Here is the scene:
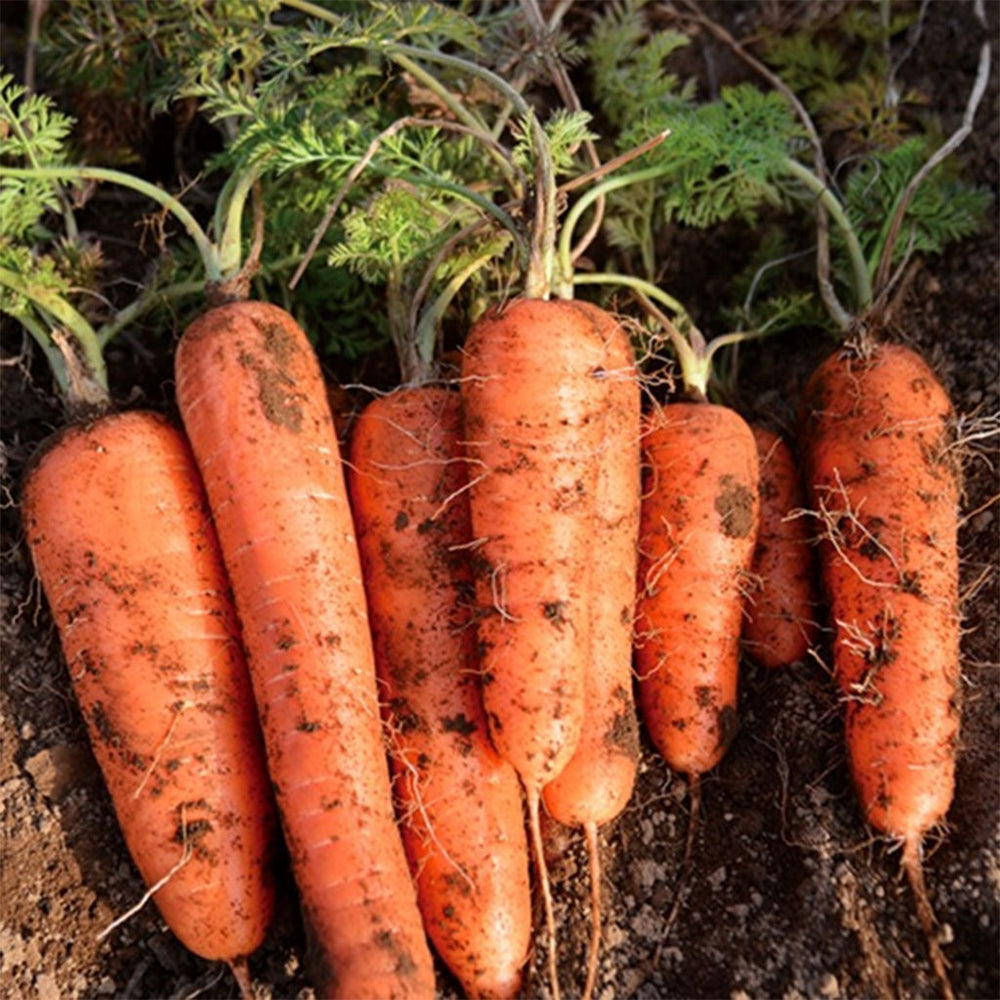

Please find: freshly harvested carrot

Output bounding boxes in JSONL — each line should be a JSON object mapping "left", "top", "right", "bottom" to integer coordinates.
{"left": 22, "top": 412, "right": 276, "bottom": 976}
{"left": 743, "top": 426, "right": 821, "bottom": 668}
{"left": 174, "top": 301, "right": 434, "bottom": 1000}
{"left": 461, "top": 296, "right": 616, "bottom": 999}
{"left": 541, "top": 301, "right": 641, "bottom": 1000}
{"left": 633, "top": 401, "right": 759, "bottom": 946}
{"left": 635, "top": 402, "right": 759, "bottom": 778}
{"left": 800, "top": 341, "right": 960, "bottom": 998}
{"left": 347, "top": 387, "right": 532, "bottom": 1000}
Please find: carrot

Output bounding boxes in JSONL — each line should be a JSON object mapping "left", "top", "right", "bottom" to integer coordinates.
{"left": 461, "top": 296, "right": 617, "bottom": 999}
{"left": 21, "top": 411, "right": 276, "bottom": 978}
{"left": 540, "top": 301, "right": 641, "bottom": 1000}
{"left": 347, "top": 386, "right": 532, "bottom": 999}
{"left": 800, "top": 341, "right": 960, "bottom": 998}
{"left": 634, "top": 401, "right": 759, "bottom": 945}
{"left": 174, "top": 300, "right": 435, "bottom": 999}
{"left": 742, "top": 426, "right": 821, "bottom": 668}
{"left": 636, "top": 402, "right": 759, "bottom": 777}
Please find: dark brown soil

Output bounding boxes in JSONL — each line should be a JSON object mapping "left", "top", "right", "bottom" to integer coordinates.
{"left": 2, "top": 2, "right": 997, "bottom": 999}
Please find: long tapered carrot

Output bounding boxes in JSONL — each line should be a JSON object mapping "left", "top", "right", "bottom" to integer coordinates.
{"left": 22, "top": 412, "right": 276, "bottom": 968}
{"left": 348, "top": 387, "right": 532, "bottom": 1000}
{"left": 636, "top": 402, "right": 760, "bottom": 778}
{"left": 541, "top": 301, "right": 641, "bottom": 1000}
{"left": 800, "top": 341, "right": 960, "bottom": 998}
{"left": 743, "top": 426, "right": 821, "bottom": 668}
{"left": 174, "top": 300, "right": 434, "bottom": 999}
{"left": 461, "top": 296, "right": 616, "bottom": 999}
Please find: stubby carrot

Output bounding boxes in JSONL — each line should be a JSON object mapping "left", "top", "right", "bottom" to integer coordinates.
{"left": 635, "top": 402, "right": 760, "bottom": 779}
{"left": 743, "top": 426, "right": 821, "bottom": 668}
{"left": 461, "top": 297, "right": 615, "bottom": 999}
{"left": 348, "top": 387, "right": 532, "bottom": 1000}
{"left": 22, "top": 412, "right": 276, "bottom": 981}
{"left": 174, "top": 301, "right": 434, "bottom": 999}
{"left": 800, "top": 341, "right": 960, "bottom": 998}
{"left": 634, "top": 400, "right": 759, "bottom": 944}
{"left": 541, "top": 301, "right": 641, "bottom": 1000}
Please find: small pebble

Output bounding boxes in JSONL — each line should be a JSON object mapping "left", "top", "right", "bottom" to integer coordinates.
{"left": 21, "top": 721, "right": 35, "bottom": 740}
{"left": 96, "top": 976, "right": 116, "bottom": 996}
{"left": 970, "top": 509, "right": 994, "bottom": 533}
{"left": 35, "top": 973, "right": 59, "bottom": 1000}
{"left": 819, "top": 972, "right": 839, "bottom": 997}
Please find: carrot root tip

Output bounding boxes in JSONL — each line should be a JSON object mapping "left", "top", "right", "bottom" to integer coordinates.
{"left": 528, "top": 788, "right": 561, "bottom": 1000}
{"left": 902, "top": 835, "right": 954, "bottom": 1000}
{"left": 582, "top": 821, "right": 601, "bottom": 1000}
{"left": 228, "top": 956, "right": 254, "bottom": 1000}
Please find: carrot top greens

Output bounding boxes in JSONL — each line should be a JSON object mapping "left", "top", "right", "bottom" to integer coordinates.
{"left": 3, "top": 0, "right": 991, "bottom": 391}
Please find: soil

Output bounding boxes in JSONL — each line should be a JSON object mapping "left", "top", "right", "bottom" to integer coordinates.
{"left": 1, "top": 3, "right": 997, "bottom": 999}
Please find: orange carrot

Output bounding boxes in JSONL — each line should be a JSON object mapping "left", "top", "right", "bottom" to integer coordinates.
{"left": 800, "top": 341, "right": 960, "bottom": 998}
{"left": 541, "top": 301, "right": 641, "bottom": 1000}
{"left": 174, "top": 301, "right": 434, "bottom": 999}
{"left": 348, "top": 386, "right": 532, "bottom": 999}
{"left": 743, "top": 426, "right": 821, "bottom": 668}
{"left": 22, "top": 412, "right": 276, "bottom": 975}
{"left": 635, "top": 402, "right": 759, "bottom": 779}
{"left": 633, "top": 400, "right": 759, "bottom": 946}
{"left": 461, "top": 297, "right": 617, "bottom": 999}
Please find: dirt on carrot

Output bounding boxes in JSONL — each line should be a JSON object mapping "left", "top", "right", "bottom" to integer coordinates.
{"left": 1, "top": 3, "right": 996, "bottom": 997}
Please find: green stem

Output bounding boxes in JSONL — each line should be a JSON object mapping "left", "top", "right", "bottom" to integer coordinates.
{"left": 780, "top": 156, "right": 872, "bottom": 309}
{"left": 389, "top": 51, "right": 521, "bottom": 194}
{"left": 704, "top": 327, "right": 774, "bottom": 370}
{"left": 96, "top": 280, "right": 204, "bottom": 348}
{"left": 415, "top": 246, "right": 497, "bottom": 376}
{"left": 390, "top": 171, "right": 527, "bottom": 266}
{"left": 558, "top": 165, "right": 672, "bottom": 295}
{"left": 0, "top": 266, "right": 109, "bottom": 401}
{"left": 280, "top": 0, "right": 343, "bottom": 24}
{"left": 218, "top": 165, "right": 264, "bottom": 277}
{"left": 386, "top": 43, "right": 556, "bottom": 297}
{"left": 572, "top": 271, "right": 692, "bottom": 325}
{"left": 0, "top": 165, "right": 220, "bottom": 282}
{"left": 16, "top": 309, "right": 70, "bottom": 394}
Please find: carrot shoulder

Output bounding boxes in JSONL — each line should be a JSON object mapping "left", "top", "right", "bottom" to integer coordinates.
{"left": 348, "top": 387, "right": 532, "bottom": 1000}
{"left": 635, "top": 403, "right": 759, "bottom": 778}
{"left": 174, "top": 301, "right": 434, "bottom": 999}
{"left": 22, "top": 411, "right": 276, "bottom": 963}
{"left": 743, "top": 426, "right": 821, "bottom": 669}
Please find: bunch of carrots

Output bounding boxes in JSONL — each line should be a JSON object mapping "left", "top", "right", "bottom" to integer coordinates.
{"left": 11, "top": 22, "right": 976, "bottom": 1000}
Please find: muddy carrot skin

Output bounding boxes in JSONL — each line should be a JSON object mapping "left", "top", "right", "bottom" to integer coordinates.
{"left": 175, "top": 301, "right": 434, "bottom": 999}
{"left": 540, "top": 302, "right": 641, "bottom": 1000}
{"left": 22, "top": 411, "right": 276, "bottom": 963}
{"left": 542, "top": 302, "right": 641, "bottom": 828}
{"left": 348, "top": 387, "right": 532, "bottom": 1000}
{"left": 461, "top": 297, "right": 616, "bottom": 998}
{"left": 635, "top": 403, "right": 760, "bottom": 778}
{"left": 743, "top": 426, "right": 821, "bottom": 668}
{"left": 801, "top": 342, "right": 961, "bottom": 998}
{"left": 800, "top": 343, "right": 960, "bottom": 841}
{"left": 460, "top": 298, "right": 613, "bottom": 791}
